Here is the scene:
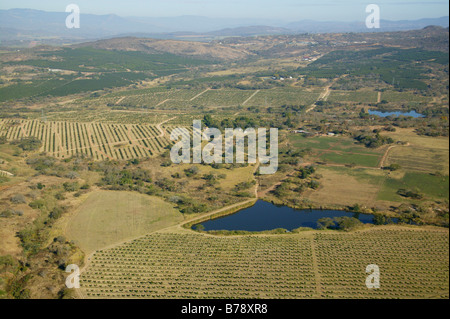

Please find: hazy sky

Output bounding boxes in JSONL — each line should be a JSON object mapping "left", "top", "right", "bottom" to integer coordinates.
{"left": 0, "top": 0, "right": 448, "bottom": 21}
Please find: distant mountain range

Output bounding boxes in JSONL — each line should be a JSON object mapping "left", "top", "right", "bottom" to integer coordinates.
{"left": 0, "top": 8, "right": 448, "bottom": 46}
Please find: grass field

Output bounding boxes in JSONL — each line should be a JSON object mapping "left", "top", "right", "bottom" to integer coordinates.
{"left": 320, "top": 152, "right": 381, "bottom": 168}
{"left": 289, "top": 135, "right": 384, "bottom": 168}
{"left": 382, "top": 128, "right": 449, "bottom": 151}
{"left": 380, "top": 129, "right": 449, "bottom": 175}
{"left": 79, "top": 227, "right": 449, "bottom": 299}
{"left": 378, "top": 172, "right": 449, "bottom": 202}
{"left": 66, "top": 191, "right": 183, "bottom": 254}
{"left": 305, "top": 166, "right": 387, "bottom": 208}
{"left": 386, "top": 146, "right": 449, "bottom": 175}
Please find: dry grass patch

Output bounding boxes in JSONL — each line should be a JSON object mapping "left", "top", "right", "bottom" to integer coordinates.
{"left": 382, "top": 128, "right": 449, "bottom": 150}
{"left": 305, "top": 166, "right": 388, "bottom": 209}
{"left": 66, "top": 190, "right": 183, "bottom": 254}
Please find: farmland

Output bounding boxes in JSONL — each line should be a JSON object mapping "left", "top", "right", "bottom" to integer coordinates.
{"left": 382, "top": 128, "right": 450, "bottom": 175}
{"left": 0, "top": 47, "right": 213, "bottom": 102}
{"left": 0, "top": 28, "right": 448, "bottom": 301}
{"left": 328, "top": 90, "right": 379, "bottom": 104}
{"left": 0, "top": 119, "right": 171, "bottom": 160}
{"left": 79, "top": 227, "right": 449, "bottom": 299}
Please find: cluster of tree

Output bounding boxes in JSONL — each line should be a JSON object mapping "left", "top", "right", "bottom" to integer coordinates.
{"left": 169, "top": 195, "right": 208, "bottom": 214}
{"left": 317, "top": 216, "right": 363, "bottom": 231}
{"left": 273, "top": 178, "right": 320, "bottom": 198}
{"left": 0, "top": 209, "right": 24, "bottom": 218}
{"left": 415, "top": 122, "right": 449, "bottom": 137}
{"left": 155, "top": 178, "right": 180, "bottom": 192}
{"left": 372, "top": 214, "right": 395, "bottom": 225}
{"left": 383, "top": 164, "right": 401, "bottom": 171}
{"left": 302, "top": 76, "right": 323, "bottom": 87}
{"left": 184, "top": 166, "right": 199, "bottom": 177}
{"left": 354, "top": 132, "right": 394, "bottom": 148}
{"left": 12, "top": 137, "right": 42, "bottom": 151}
{"left": 200, "top": 173, "right": 226, "bottom": 188}
{"left": 203, "top": 115, "right": 267, "bottom": 130}
{"left": 10, "top": 194, "right": 27, "bottom": 204}
{"left": 26, "top": 157, "right": 56, "bottom": 172}
{"left": 298, "top": 166, "right": 316, "bottom": 179}
{"left": 102, "top": 168, "right": 152, "bottom": 187}
{"left": 233, "top": 180, "right": 256, "bottom": 197}
{"left": 397, "top": 189, "right": 423, "bottom": 199}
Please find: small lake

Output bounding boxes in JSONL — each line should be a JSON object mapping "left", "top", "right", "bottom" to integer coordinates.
{"left": 194, "top": 200, "right": 382, "bottom": 232}
{"left": 368, "top": 109, "right": 424, "bottom": 118}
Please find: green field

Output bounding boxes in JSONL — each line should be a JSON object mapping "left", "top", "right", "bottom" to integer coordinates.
{"left": 66, "top": 191, "right": 183, "bottom": 253}
{"left": 320, "top": 152, "right": 381, "bottom": 168}
{"left": 8, "top": 47, "right": 210, "bottom": 73}
{"left": 290, "top": 135, "right": 383, "bottom": 167}
{"left": 378, "top": 172, "right": 449, "bottom": 202}
{"left": 304, "top": 47, "right": 448, "bottom": 90}
{"left": 0, "top": 48, "right": 212, "bottom": 102}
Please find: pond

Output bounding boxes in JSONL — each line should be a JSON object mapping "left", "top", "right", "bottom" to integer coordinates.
{"left": 368, "top": 109, "right": 424, "bottom": 118}
{"left": 193, "top": 200, "right": 385, "bottom": 232}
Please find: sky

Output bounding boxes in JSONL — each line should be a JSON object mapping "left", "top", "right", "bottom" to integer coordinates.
{"left": 0, "top": 0, "right": 448, "bottom": 21}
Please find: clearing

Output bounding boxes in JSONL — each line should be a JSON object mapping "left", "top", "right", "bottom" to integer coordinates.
{"left": 65, "top": 190, "right": 183, "bottom": 254}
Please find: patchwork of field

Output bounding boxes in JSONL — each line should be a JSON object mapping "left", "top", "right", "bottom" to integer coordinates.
{"left": 44, "top": 109, "right": 181, "bottom": 125}
{"left": 0, "top": 119, "right": 171, "bottom": 160}
{"left": 68, "top": 87, "right": 324, "bottom": 110}
{"left": 111, "top": 88, "right": 207, "bottom": 108}
{"left": 66, "top": 191, "right": 183, "bottom": 254}
{"left": 79, "top": 228, "right": 449, "bottom": 299}
{"left": 305, "top": 164, "right": 448, "bottom": 207}
{"left": 289, "top": 131, "right": 449, "bottom": 205}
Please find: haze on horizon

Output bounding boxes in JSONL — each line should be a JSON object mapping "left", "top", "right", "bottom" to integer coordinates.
{"left": 0, "top": 0, "right": 448, "bottom": 22}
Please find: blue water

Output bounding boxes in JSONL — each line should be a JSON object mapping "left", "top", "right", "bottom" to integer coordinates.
{"left": 194, "top": 200, "right": 381, "bottom": 232}
{"left": 368, "top": 109, "right": 424, "bottom": 118}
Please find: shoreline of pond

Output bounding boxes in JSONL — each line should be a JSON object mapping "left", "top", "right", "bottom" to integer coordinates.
{"left": 185, "top": 199, "right": 403, "bottom": 235}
